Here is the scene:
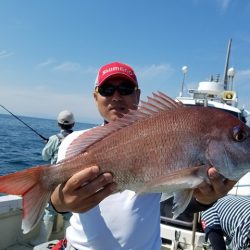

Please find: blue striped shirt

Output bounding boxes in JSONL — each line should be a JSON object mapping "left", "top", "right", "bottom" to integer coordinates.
{"left": 201, "top": 195, "right": 250, "bottom": 250}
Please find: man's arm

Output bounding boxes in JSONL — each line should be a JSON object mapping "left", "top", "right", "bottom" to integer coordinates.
{"left": 42, "top": 136, "right": 57, "bottom": 161}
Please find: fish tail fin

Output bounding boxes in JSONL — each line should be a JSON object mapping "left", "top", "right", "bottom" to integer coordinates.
{"left": 0, "top": 165, "right": 52, "bottom": 234}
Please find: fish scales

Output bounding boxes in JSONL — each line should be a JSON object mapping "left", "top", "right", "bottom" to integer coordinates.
{"left": 47, "top": 107, "right": 234, "bottom": 190}
{"left": 45, "top": 106, "right": 243, "bottom": 190}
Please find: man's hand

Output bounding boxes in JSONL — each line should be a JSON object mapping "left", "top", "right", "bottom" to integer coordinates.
{"left": 193, "top": 167, "right": 236, "bottom": 205}
{"left": 50, "top": 166, "right": 117, "bottom": 213}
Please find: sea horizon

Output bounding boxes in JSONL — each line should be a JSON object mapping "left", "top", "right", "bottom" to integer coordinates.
{"left": 0, "top": 113, "right": 96, "bottom": 175}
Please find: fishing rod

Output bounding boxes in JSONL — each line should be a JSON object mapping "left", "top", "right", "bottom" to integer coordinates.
{"left": 0, "top": 104, "right": 48, "bottom": 142}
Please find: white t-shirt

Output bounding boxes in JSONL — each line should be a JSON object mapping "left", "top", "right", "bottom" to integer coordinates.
{"left": 57, "top": 130, "right": 162, "bottom": 250}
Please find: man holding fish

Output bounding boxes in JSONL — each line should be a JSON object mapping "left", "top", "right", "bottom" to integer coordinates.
{"left": 49, "top": 62, "right": 240, "bottom": 250}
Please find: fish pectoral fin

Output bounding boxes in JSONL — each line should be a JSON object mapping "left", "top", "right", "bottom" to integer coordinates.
{"left": 160, "top": 192, "right": 173, "bottom": 202}
{"left": 135, "top": 167, "right": 205, "bottom": 217}
{"left": 136, "top": 166, "right": 206, "bottom": 194}
{"left": 172, "top": 189, "right": 193, "bottom": 218}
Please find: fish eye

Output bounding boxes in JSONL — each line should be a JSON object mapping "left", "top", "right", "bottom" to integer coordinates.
{"left": 232, "top": 126, "right": 247, "bottom": 142}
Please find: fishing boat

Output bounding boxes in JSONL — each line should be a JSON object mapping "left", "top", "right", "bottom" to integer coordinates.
{"left": 0, "top": 39, "right": 249, "bottom": 250}
{"left": 160, "top": 39, "right": 250, "bottom": 250}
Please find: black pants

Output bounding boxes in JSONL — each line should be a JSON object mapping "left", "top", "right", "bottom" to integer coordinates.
{"left": 207, "top": 229, "right": 226, "bottom": 250}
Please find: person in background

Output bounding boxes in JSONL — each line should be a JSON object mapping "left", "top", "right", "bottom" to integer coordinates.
{"left": 50, "top": 62, "right": 236, "bottom": 250}
{"left": 201, "top": 195, "right": 250, "bottom": 250}
{"left": 34, "top": 110, "right": 75, "bottom": 245}
{"left": 42, "top": 110, "right": 75, "bottom": 164}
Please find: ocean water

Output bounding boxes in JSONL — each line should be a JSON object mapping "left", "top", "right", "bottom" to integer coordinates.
{"left": 0, "top": 113, "right": 96, "bottom": 175}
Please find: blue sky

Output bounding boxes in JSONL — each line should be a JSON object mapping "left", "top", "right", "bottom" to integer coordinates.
{"left": 0, "top": 0, "right": 250, "bottom": 124}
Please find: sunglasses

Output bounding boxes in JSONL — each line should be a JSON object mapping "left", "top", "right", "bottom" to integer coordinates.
{"left": 96, "top": 82, "right": 138, "bottom": 97}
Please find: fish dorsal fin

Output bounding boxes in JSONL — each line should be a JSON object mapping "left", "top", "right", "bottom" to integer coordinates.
{"left": 65, "top": 91, "right": 183, "bottom": 159}
{"left": 139, "top": 91, "right": 183, "bottom": 115}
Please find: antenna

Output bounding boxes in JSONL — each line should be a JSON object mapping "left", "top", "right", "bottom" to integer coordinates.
{"left": 179, "top": 66, "right": 188, "bottom": 97}
{"left": 223, "top": 39, "right": 232, "bottom": 90}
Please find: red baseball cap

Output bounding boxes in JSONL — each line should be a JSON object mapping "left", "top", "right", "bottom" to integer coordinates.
{"left": 95, "top": 62, "right": 138, "bottom": 87}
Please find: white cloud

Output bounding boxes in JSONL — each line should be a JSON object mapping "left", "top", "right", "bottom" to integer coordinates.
{"left": 53, "top": 62, "right": 81, "bottom": 72}
{"left": 238, "top": 69, "right": 250, "bottom": 76}
{"left": 36, "top": 58, "right": 57, "bottom": 69}
{"left": 0, "top": 85, "right": 100, "bottom": 124}
{"left": 137, "top": 63, "right": 174, "bottom": 79}
{"left": 235, "top": 69, "right": 250, "bottom": 87}
{"left": 82, "top": 66, "right": 98, "bottom": 74}
{"left": 0, "top": 50, "right": 14, "bottom": 59}
{"left": 240, "top": 35, "right": 250, "bottom": 44}
{"left": 193, "top": 0, "right": 232, "bottom": 14}
{"left": 219, "top": 0, "right": 231, "bottom": 13}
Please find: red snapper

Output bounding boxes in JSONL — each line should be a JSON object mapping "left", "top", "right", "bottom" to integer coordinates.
{"left": 0, "top": 92, "right": 250, "bottom": 234}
